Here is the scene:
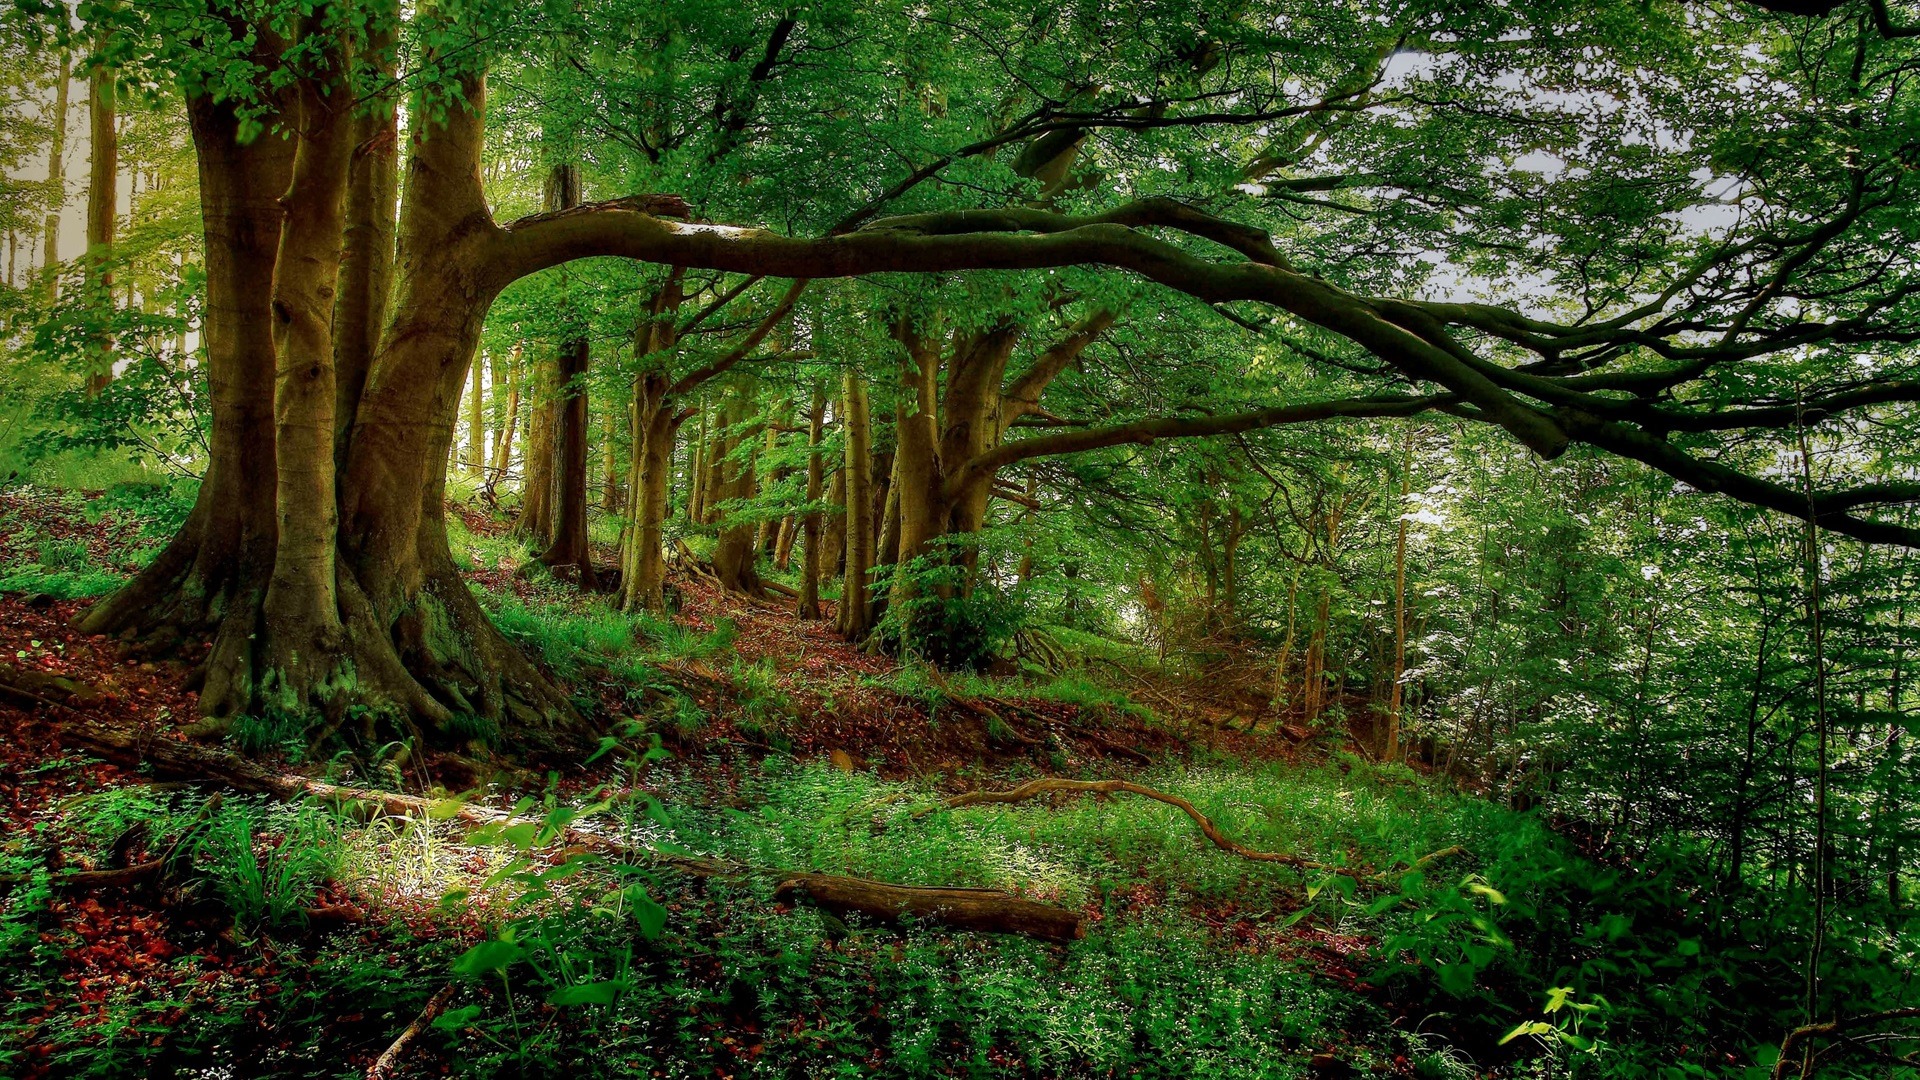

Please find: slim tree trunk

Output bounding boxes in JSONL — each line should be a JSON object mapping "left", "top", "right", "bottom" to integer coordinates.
{"left": 465, "top": 359, "right": 485, "bottom": 477}
{"left": 709, "top": 387, "right": 762, "bottom": 593}
{"left": 535, "top": 162, "right": 594, "bottom": 587}
{"left": 837, "top": 370, "right": 875, "bottom": 638}
{"left": 84, "top": 35, "right": 116, "bottom": 395}
{"left": 487, "top": 346, "right": 520, "bottom": 487}
{"left": 39, "top": 48, "right": 69, "bottom": 302}
{"left": 797, "top": 379, "right": 827, "bottom": 618}
{"left": 1386, "top": 426, "right": 1414, "bottom": 762}
{"left": 519, "top": 354, "right": 557, "bottom": 540}
{"left": 601, "top": 404, "right": 621, "bottom": 512}
{"left": 823, "top": 466, "right": 846, "bottom": 578}
{"left": 538, "top": 334, "right": 596, "bottom": 587}
{"left": 688, "top": 403, "right": 708, "bottom": 525}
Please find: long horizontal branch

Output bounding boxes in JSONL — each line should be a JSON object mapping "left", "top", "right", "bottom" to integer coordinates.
{"left": 489, "top": 200, "right": 1569, "bottom": 458}
{"left": 945, "top": 395, "right": 1447, "bottom": 499}
{"left": 487, "top": 196, "right": 1920, "bottom": 547}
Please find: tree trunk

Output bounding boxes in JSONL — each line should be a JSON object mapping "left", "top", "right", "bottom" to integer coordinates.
{"left": 797, "top": 379, "right": 827, "bottom": 619}
{"left": 39, "top": 47, "right": 68, "bottom": 302}
{"left": 76, "top": 78, "right": 293, "bottom": 717}
{"left": 823, "top": 465, "right": 846, "bottom": 579}
{"left": 86, "top": 58, "right": 577, "bottom": 743}
{"left": 333, "top": 24, "right": 398, "bottom": 463}
{"left": 709, "top": 388, "right": 762, "bottom": 594}
{"left": 465, "top": 359, "right": 485, "bottom": 477}
{"left": 754, "top": 423, "right": 782, "bottom": 556}
{"left": 1385, "top": 427, "right": 1413, "bottom": 762}
{"left": 601, "top": 405, "right": 621, "bottom": 513}
{"left": 486, "top": 347, "right": 519, "bottom": 487}
{"left": 620, "top": 376, "right": 677, "bottom": 611}
{"left": 619, "top": 276, "right": 684, "bottom": 612}
{"left": 687, "top": 404, "right": 708, "bottom": 525}
{"left": 837, "top": 370, "right": 875, "bottom": 638}
{"left": 538, "top": 333, "right": 596, "bottom": 588}
{"left": 534, "top": 162, "right": 594, "bottom": 587}
{"left": 84, "top": 36, "right": 116, "bottom": 395}
{"left": 518, "top": 358, "right": 557, "bottom": 542}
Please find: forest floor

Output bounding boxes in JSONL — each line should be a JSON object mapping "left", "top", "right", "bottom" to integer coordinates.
{"left": 0, "top": 485, "right": 1583, "bottom": 1080}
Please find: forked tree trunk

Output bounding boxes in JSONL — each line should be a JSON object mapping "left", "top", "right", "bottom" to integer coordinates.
{"left": 487, "top": 347, "right": 519, "bottom": 486}
{"left": 618, "top": 275, "right": 684, "bottom": 612}
{"left": 82, "top": 58, "right": 576, "bottom": 743}
{"left": 823, "top": 466, "right": 846, "bottom": 578}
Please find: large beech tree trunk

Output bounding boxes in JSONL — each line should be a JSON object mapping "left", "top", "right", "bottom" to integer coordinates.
{"left": 81, "top": 52, "right": 576, "bottom": 742}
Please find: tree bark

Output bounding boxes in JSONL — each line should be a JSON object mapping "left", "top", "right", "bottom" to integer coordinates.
{"left": 84, "top": 32, "right": 116, "bottom": 395}
{"left": 538, "top": 334, "right": 596, "bottom": 587}
{"left": 797, "top": 379, "right": 828, "bottom": 618}
{"left": 465, "top": 359, "right": 485, "bottom": 477}
{"left": 333, "top": 22, "right": 398, "bottom": 464}
{"left": 709, "top": 387, "right": 763, "bottom": 594}
{"left": 39, "top": 47, "right": 68, "bottom": 303}
{"left": 535, "top": 163, "right": 594, "bottom": 587}
{"left": 486, "top": 346, "right": 519, "bottom": 488}
{"left": 838, "top": 370, "right": 875, "bottom": 638}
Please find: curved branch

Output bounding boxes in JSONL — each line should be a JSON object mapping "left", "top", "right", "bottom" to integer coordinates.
{"left": 945, "top": 395, "right": 1448, "bottom": 499}
{"left": 488, "top": 202, "right": 1569, "bottom": 457}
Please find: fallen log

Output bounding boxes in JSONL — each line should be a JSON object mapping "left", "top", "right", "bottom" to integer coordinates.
{"left": 773, "top": 875, "right": 1083, "bottom": 942}
{"left": 62, "top": 718, "right": 1085, "bottom": 942}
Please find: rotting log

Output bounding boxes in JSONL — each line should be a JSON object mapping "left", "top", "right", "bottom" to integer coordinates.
{"left": 59, "top": 716, "right": 1085, "bottom": 941}
{"left": 772, "top": 874, "right": 1083, "bottom": 942}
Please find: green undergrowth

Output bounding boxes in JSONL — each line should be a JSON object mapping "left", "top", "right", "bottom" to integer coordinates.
{"left": 6, "top": 745, "right": 1907, "bottom": 1076}
{"left": 0, "top": 479, "right": 194, "bottom": 599}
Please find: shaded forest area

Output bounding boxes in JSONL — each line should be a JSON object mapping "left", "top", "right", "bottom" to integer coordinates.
{"left": 0, "top": 0, "right": 1917, "bottom": 1077}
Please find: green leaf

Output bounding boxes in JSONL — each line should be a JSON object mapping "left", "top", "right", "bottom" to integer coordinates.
{"left": 547, "top": 980, "right": 625, "bottom": 1007}
{"left": 452, "top": 938, "right": 523, "bottom": 978}
{"left": 629, "top": 885, "right": 669, "bottom": 940}
{"left": 1499, "top": 1021, "right": 1552, "bottom": 1045}
{"left": 432, "top": 1004, "right": 482, "bottom": 1032}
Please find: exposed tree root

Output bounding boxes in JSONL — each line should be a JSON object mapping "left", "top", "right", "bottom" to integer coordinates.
{"left": 367, "top": 983, "right": 457, "bottom": 1080}
{"left": 929, "top": 778, "right": 1462, "bottom": 880}
{"left": 931, "top": 778, "right": 1327, "bottom": 869}
{"left": 61, "top": 718, "right": 1085, "bottom": 942}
